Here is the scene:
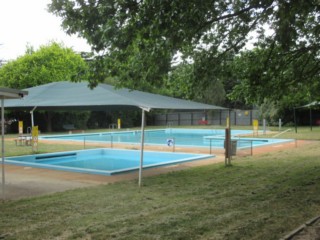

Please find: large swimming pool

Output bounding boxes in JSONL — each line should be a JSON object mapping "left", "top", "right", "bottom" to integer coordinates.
{"left": 6, "top": 148, "right": 213, "bottom": 175}
{"left": 40, "top": 128, "right": 292, "bottom": 149}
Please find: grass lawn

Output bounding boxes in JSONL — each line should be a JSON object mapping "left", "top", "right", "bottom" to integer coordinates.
{"left": 0, "top": 127, "right": 320, "bottom": 239}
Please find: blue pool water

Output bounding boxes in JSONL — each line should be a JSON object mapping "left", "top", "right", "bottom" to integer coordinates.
{"left": 6, "top": 148, "right": 213, "bottom": 175}
{"left": 40, "top": 128, "right": 292, "bottom": 149}
{"left": 41, "top": 129, "right": 244, "bottom": 147}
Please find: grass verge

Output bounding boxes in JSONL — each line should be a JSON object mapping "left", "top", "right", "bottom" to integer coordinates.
{"left": 0, "top": 139, "right": 320, "bottom": 239}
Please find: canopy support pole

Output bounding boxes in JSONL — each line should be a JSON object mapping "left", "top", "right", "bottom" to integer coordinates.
{"left": 138, "top": 107, "right": 150, "bottom": 187}
{"left": 1, "top": 98, "right": 4, "bottom": 197}
{"left": 30, "top": 106, "right": 37, "bottom": 127}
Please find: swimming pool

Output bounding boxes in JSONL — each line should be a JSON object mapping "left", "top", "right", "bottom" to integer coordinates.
{"left": 41, "top": 129, "right": 245, "bottom": 147}
{"left": 6, "top": 148, "right": 213, "bottom": 175}
{"left": 41, "top": 128, "right": 292, "bottom": 149}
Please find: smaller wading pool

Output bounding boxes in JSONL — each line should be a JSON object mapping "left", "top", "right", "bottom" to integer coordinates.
{"left": 6, "top": 149, "right": 214, "bottom": 175}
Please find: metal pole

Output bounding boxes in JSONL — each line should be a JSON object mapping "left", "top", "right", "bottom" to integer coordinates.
{"left": 228, "top": 109, "right": 232, "bottom": 165}
{"left": 225, "top": 130, "right": 227, "bottom": 166}
{"left": 310, "top": 108, "right": 313, "bottom": 131}
{"left": 263, "top": 119, "right": 266, "bottom": 135}
{"left": 225, "top": 128, "right": 231, "bottom": 166}
{"left": 279, "top": 118, "right": 282, "bottom": 132}
{"left": 31, "top": 112, "right": 34, "bottom": 127}
{"left": 30, "top": 106, "right": 37, "bottom": 127}
{"left": 294, "top": 108, "right": 297, "bottom": 133}
{"left": 138, "top": 109, "right": 146, "bottom": 187}
{"left": 1, "top": 98, "right": 5, "bottom": 197}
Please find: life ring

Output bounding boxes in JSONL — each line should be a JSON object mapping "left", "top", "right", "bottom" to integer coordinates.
{"left": 167, "top": 138, "right": 174, "bottom": 146}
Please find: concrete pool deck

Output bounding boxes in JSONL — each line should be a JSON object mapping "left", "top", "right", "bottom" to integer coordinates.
{"left": 1, "top": 139, "right": 303, "bottom": 200}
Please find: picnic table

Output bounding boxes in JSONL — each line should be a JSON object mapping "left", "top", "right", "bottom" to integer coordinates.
{"left": 14, "top": 135, "right": 32, "bottom": 146}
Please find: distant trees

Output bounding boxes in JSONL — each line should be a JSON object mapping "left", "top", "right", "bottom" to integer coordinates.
{"left": 164, "top": 61, "right": 226, "bottom": 106}
{"left": 229, "top": 45, "right": 320, "bottom": 105}
{"left": 0, "top": 42, "right": 88, "bottom": 89}
{"left": 0, "top": 42, "right": 90, "bottom": 132}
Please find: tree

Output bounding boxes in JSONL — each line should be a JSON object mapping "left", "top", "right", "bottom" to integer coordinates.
{"left": 0, "top": 42, "right": 88, "bottom": 89}
{"left": 228, "top": 46, "right": 320, "bottom": 106}
{"left": 48, "top": 0, "right": 320, "bottom": 103}
{"left": 165, "top": 61, "right": 226, "bottom": 106}
{"left": 0, "top": 42, "right": 89, "bottom": 132}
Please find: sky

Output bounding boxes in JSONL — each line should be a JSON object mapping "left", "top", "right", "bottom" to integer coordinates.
{"left": 0, "top": 0, "right": 91, "bottom": 61}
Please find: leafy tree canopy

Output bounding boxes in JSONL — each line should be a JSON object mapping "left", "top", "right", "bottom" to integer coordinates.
{"left": 229, "top": 46, "right": 320, "bottom": 107}
{"left": 0, "top": 42, "right": 90, "bottom": 132}
{"left": 49, "top": 0, "right": 320, "bottom": 103}
{"left": 164, "top": 61, "right": 226, "bottom": 106}
{"left": 0, "top": 42, "right": 89, "bottom": 89}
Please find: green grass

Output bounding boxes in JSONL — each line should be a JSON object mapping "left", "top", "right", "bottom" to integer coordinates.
{"left": 266, "top": 126, "right": 320, "bottom": 140}
{"left": 1, "top": 127, "right": 320, "bottom": 239}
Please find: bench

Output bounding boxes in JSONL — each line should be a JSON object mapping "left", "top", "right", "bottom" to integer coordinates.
{"left": 14, "top": 135, "right": 32, "bottom": 146}
{"left": 62, "top": 124, "right": 85, "bottom": 134}
{"left": 109, "top": 123, "right": 117, "bottom": 129}
{"left": 62, "top": 124, "right": 76, "bottom": 131}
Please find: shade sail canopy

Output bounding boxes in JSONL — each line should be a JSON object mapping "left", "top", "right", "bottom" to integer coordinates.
{"left": 4, "top": 81, "right": 226, "bottom": 111}
{"left": 0, "top": 88, "right": 28, "bottom": 99}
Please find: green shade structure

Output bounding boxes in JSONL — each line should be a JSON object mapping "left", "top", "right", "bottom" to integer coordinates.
{"left": 4, "top": 81, "right": 225, "bottom": 111}
{"left": 294, "top": 101, "right": 320, "bottom": 133}
{"left": 5, "top": 81, "right": 226, "bottom": 186}
{"left": 299, "top": 101, "right": 320, "bottom": 108}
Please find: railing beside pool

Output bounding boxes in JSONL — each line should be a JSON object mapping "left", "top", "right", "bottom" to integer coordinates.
{"left": 80, "top": 134, "right": 296, "bottom": 157}
{"left": 205, "top": 137, "right": 296, "bottom": 156}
